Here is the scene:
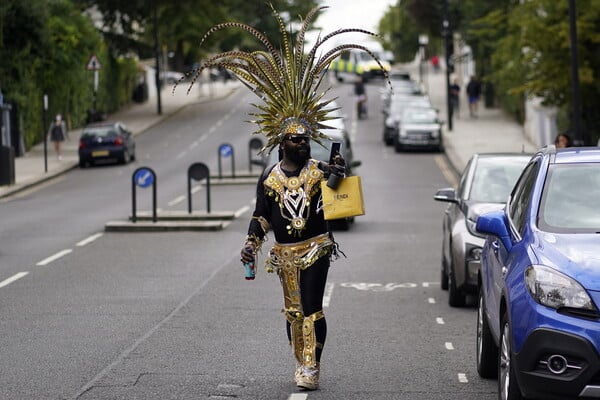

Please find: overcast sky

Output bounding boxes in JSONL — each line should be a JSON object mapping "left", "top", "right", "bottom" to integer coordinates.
{"left": 313, "top": 0, "right": 396, "bottom": 33}
{"left": 304, "top": 0, "right": 396, "bottom": 51}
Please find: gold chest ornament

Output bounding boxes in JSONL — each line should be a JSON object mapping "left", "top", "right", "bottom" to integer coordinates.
{"left": 264, "top": 160, "right": 324, "bottom": 236}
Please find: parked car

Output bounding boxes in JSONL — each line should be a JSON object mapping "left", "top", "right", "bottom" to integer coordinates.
{"left": 78, "top": 121, "right": 136, "bottom": 168}
{"left": 382, "top": 94, "right": 431, "bottom": 145}
{"left": 434, "top": 153, "right": 531, "bottom": 306}
{"left": 394, "top": 106, "right": 443, "bottom": 152}
{"left": 476, "top": 146, "right": 600, "bottom": 400}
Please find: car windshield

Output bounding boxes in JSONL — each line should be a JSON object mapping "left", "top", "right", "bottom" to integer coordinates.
{"left": 83, "top": 127, "right": 117, "bottom": 138}
{"left": 402, "top": 108, "right": 437, "bottom": 124}
{"left": 539, "top": 163, "right": 600, "bottom": 232}
{"left": 469, "top": 157, "right": 529, "bottom": 203}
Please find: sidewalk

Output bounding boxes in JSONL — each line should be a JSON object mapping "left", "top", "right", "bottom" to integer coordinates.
{"left": 406, "top": 61, "right": 538, "bottom": 173}
{"left": 0, "top": 79, "right": 241, "bottom": 199}
{"left": 0, "top": 63, "right": 540, "bottom": 199}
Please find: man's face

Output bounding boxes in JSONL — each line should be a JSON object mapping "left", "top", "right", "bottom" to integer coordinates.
{"left": 282, "top": 135, "right": 311, "bottom": 164}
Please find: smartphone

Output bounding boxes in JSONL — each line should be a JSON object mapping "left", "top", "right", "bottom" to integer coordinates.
{"left": 328, "top": 142, "right": 341, "bottom": 164}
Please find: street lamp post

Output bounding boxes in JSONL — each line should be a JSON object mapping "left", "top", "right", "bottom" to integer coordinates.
{"left": 568, "top": 0, "right": 584, "bottom": 145}
{"left": 442, "top": 0, "right": 453, "bottom": 131}
{"left": 418, "top": 34, "right": 429, "bottom": 86}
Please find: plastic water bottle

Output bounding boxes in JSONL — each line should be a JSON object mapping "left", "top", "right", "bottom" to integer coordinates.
{"left": 243, "top": 261, "right": 256, "bottom": 280}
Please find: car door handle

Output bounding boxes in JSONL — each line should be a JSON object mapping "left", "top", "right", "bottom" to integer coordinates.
{"left": 491, "top": 240, "right": 500, "bottom": 253}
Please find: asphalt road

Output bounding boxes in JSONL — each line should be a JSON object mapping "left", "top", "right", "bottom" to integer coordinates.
{"left": 0, "top": 80, "right": 497, "bottom": 399}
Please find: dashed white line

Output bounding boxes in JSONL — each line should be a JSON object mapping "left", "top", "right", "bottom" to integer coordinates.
{"left": 445, "top": 342, "right": 454, "bottom": 350}
{"left": 36, "top": 249, "right": 73, "bottom": 266}
{"left": 428, "top": 297, "right": 436, "bottom": 304}
{"left": 288, "top": 394, "right": 308, "bottom": 400}
{"left": 323, "top": 282, "right": 334, "bottom": 307}
{"left": 422, "top": 282, "right": 430, "bottom": 287}
{"left": 458, "top": 373, "right": 468, "bottom": 383}
{"left": 76, "top": 233, "right": 103, "bottom": 247}
{"left": 168, "top": 195, "right": 186, "bottom": 206}
{"left": 436, "top": 317, "right": 445, "bottom": 325}
{"left": 192, "top": 185, "right": 203, "bottom": 194}
{"left": 234, "top": 205, "right": 251, "bottom": 218}
{"left": 0, "top": 272, "right": 29, "bottom": 289}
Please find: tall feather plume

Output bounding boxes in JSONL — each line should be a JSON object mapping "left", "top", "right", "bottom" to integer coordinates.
{"left": 176, "top": 3, "right": 390, "bottom": 154}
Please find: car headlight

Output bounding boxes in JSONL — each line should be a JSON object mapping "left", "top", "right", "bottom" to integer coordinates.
{"left": 385, "top": 117, "right": 399, "bottom": 128}
{"left": 525, "top": 265, "right": 595, "bottom": 311}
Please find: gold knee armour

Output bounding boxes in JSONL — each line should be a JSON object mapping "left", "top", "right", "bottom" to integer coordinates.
{"left": 302, "top": 310, "right": 324, "bottom": 368}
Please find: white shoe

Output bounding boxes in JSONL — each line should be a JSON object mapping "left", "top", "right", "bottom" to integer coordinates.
{"left": 58, "top": 155, "right": 63, "bottom": 161}
{"left": 295, "top": 364, "right": 320, "bottom": 390}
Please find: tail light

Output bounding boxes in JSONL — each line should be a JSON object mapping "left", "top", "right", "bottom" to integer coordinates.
{"left": 114, "top": 137, "right": 124, "bottom": 146}
{"left": 79, "top": 140, "right": 87, "bottom": 150}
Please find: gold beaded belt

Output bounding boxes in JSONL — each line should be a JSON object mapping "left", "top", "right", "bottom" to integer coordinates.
{"left": 265, "top": 233, "right": 333, "bottom": 273}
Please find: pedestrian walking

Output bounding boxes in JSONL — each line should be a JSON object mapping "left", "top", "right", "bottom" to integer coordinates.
{"left": 466, "top": 75, "right": 482, "bottom": 118}
{"left": 354, "top": 74, "right": 367, "bottom": 119}
{"left": 47, "top": 114, "right": 69, "bottom": 160}
{"left": 186, "top": 4, "right": 388, "bottom": 391}
{"left": 449, "top": 78, "right": 461, "bottom": 119}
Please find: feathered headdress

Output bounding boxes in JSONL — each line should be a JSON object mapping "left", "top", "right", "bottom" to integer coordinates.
{"left": 179, "top": 4, "right": 389, "bottom": 154}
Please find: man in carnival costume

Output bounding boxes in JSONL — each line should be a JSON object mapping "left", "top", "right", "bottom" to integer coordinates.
{"left": 184, "top": 4, "right": 388, "bottom": 390}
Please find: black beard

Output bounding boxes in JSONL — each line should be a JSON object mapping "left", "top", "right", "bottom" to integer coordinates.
{"left": 284, "top": 144, "right": 311, "bottom": 165}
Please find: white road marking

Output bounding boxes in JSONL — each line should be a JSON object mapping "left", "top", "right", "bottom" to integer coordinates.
{"left": 288, "top": 394, "right": 308, "bottom": 400}
{"left": 445, "top": 342, "right": 454, "bottom": 350}
{"left": 176, "top": 151, "right": 187, "bottom": 159}
{"left": 0, "top": 272, "right": 29, "bottom": 289}
{"left": 323, "top": 282, "right": 334, "bottom": 307}
{"left": 422, "top": 282, "right": 430, "bottom": 287}
{"left": 76, "top": 233, "right": 103, "bottom": 247}
{"left": 234, "top": 205, "right": 251, "bottom": 218}
{"left": 37, "top": 249, "right": 73, "bottom": 266}
{"left": 168, "top": 195, "right": 186, "bottom": 206}
{"left": 458, "top": 373, "right": 468, "bottom": 383}
{"left": 428, "top": 297, "right": 436, "bottom": 304}
{"left": 436, "top": 317, "right": 445, "bottom": 325}
{"left": 192, "top": 185, "right": 203, "bottom": 194}
{"left": 190, "top": 141, "right": 199, "bottom": 149}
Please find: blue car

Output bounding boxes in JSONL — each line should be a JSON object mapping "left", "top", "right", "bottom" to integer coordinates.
{"left": 476, "top": 146, "right": 600, "bottom": 400}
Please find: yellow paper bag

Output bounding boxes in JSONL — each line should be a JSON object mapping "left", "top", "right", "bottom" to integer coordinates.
{"left": 320, "top": 175, "right": 365, "bottom": 220}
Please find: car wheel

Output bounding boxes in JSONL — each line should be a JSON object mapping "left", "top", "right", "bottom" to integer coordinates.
{"left": 329, "top": 218, "right": 350, "bottom": 231}
{"left": 499, "top": 312, "right": 524, "bottom": 400}
{"left": 120, "top": 150, "right": 129, "bottom": 164}
{"left": 448, "top": 260, "right": 466, "bottom": 307}
{"left": 477, "top": 290, "right": 498, "bottom": 378}
{"left": 394, "top": 136, "right": 403, "bottom": 153}
{"left": 441, "top": 245, "right": 449, "bottom": 291}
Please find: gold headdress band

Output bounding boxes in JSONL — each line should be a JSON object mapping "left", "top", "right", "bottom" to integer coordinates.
{"left": 177, "top": 4, "right": 390, "bottom": 154}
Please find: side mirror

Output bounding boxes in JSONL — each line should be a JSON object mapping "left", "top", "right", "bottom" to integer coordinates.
{"left": 476, "top": 210, "right": 512, "bottom": 251}
{"left": 433, "top": 187, "right": 458, "bottom": 203}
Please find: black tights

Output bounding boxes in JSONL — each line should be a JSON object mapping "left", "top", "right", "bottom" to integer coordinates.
{"left": 285, "top": 256, "right": 330, "bottom": 362}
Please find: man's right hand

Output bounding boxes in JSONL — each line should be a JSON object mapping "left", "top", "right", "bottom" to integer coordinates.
{"left": 240, "top": 244, "right": 255, "bottom": 264}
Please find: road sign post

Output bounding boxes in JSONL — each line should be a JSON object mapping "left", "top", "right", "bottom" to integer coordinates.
{"left": 132, "top": 167, "right": 157, "bottom": 222}
{"left": 86, "top": 54, "right": 102, "bottom": 113}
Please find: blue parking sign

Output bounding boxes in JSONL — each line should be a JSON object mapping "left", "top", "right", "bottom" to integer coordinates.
{"left": 134, "top": 168, "right": 154, "bottom": 188}
{"left": 219, "top": 144, "right": 233, "bottom": 157}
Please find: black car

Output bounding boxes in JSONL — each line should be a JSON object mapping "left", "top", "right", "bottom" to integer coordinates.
{"left": 78, "top": 121, "right": 136, "bottom": 167}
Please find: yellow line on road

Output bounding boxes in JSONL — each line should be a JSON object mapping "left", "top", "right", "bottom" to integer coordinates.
{"left": 434, "top": 155, "right": 458, "bottom": 188}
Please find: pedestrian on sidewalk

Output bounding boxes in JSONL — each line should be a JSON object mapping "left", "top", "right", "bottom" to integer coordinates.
{"left": 449, "top": 78, "right": 461, "bottom": 119}
{"left": 47, "top": 114, "right": 69, "bottom": 160}
{"left": 554, "top": 132, "right": 572, "bottom": 148}
{"left": 466, "top": 75, "right": 482, "bottom": 118}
